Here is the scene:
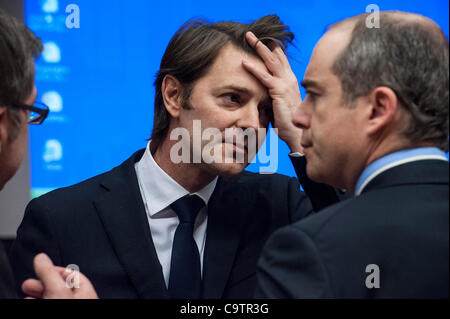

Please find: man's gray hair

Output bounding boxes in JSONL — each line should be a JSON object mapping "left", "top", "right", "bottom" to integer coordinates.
{"left": 0, "top": 9, "right": 42, "bottom": 139}
{"left": 331, "top": 11, "right": 449, "bottom": 151}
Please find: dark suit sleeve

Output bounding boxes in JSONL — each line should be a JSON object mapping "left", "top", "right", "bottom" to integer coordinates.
{"left": 289, "top": 154, "right": 343, "bottom": 212}
{"left": 255, "top": 225, "right": 334, "bottom": 298}
{"left": 10, "top": 198, "right": 62, "bottom": 296}
{"left": 286, "top": 176, "right": 315, "bottom": 222}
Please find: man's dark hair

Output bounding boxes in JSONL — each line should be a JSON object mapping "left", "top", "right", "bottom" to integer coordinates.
{"left": 0, "top": 9, "right": 42, "bottom": 138}
{"left": 330, "top": 11, "right": 449, "bottom": 151}
{"left": 151, "top": 14, "right": 294, "bottom": 148}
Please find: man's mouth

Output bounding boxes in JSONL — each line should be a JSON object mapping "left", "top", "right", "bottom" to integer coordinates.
{"left": 301, "top": 141, "right": 312, "bottom": 149}
{"left": 220, "top": 137, "right": 247, "bottom": 155}
{"left": 225, "top": 142, "right": 247, "bottom": 154}
{"left": 300, "top": 140, "right": 313, "bottom": 155}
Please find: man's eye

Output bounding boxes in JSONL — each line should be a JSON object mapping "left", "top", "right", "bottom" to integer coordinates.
{"left": 222, "top": 94, "right": 240, "bottom": 104}
{"left": 259, "top": 105, "right": 272, "bottom": 115}
{"left": 306, "top": 91, "right": 318, "bottom": 101}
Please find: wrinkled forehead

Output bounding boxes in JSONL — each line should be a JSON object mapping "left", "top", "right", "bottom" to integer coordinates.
{"left": 204, "top": 43, "right": 270, "bottom": 100}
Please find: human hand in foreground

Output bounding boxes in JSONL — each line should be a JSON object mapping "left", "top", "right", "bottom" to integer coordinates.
{"left": 22, "top": 253, "right": 98, "bottom": 299}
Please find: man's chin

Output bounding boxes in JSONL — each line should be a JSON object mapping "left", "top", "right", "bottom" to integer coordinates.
{"left": 306, "top": 163, "right": 324, "bottom": 184}
{"left": 307, "top": 164, "right": 343, "bottom": 189}
{"left": 205, "top": 161, "right": 248, "bottom": 178}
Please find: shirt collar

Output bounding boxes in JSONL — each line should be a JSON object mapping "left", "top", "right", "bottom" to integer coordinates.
{"left": 355, "top": 147, "right": 448, "bottom": 196}
{"left": 136, "top": 142, "right": 218, "bottom": 216}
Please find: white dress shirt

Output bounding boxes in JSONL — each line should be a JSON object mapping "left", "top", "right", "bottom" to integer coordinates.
{"left": 134, "top": 142, "right": 218, "bottom": 287}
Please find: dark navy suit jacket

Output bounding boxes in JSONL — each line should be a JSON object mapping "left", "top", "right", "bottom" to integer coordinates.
{"left": 10, "top": 149, "right": 340, "bottom": 298}
{"left": 256, "top": 160, "right": 449, "bottom": 298}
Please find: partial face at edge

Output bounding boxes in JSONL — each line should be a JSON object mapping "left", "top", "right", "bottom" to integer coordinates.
{"left": 0, "top": 84, "right": 36, "bottom": 190}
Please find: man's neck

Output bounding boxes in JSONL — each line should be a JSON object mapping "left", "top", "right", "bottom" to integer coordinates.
{"left": 152, "top": 138, "right": 216, "bottom": 193}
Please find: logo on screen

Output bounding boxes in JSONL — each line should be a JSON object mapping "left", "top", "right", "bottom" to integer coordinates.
{"left": 43, "top": 139, "right": 63, "bottom": 163}
{"left": 42, "top": 42, "right": 61, "bottom": 63}
{"left": 41, "top": 0, "right": 59, "bottom": 13}
{"left": 42, "top": 91, "right": 63, "bottom": 113}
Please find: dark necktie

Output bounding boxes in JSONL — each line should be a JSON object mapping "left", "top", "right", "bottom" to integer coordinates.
{"left": 168, "top": 194, "right": 205, "bottom": 299}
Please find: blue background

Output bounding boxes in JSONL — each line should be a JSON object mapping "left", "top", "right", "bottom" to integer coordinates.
{"left": 25, "top": 0, "right": 449, "bottom": 196}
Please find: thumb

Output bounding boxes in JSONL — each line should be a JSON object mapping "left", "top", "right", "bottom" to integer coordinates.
{"left": 33, "top": 253, "right": 66, "bottom": 293}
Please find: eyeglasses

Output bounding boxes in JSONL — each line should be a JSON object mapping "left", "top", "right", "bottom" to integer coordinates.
{"left": 12, "top": 102, "right": 50, "bottom": 125}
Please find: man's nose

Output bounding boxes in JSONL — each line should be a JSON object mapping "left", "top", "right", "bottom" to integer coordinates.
{"left": 292, "top": 102, "right": 311, "bottom": 130}
{"left": 237, "top": 104, "right": 260, "bottom": 131}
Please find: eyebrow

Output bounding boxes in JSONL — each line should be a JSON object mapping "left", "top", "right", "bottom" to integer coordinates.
{"left": 300, "top": 79, "right": 323, "bottom": 91}
{"left": 217, "top": 85, "right": 252, "bottom": 95}
{"left": 215, "top": 85, "right": 270, "bottom": 102}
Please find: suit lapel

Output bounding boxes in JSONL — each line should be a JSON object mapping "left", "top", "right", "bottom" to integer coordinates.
{"left": 94, "top": 150, "right": 169, "bottom": 298}
{"left": 201, "top": 177, "right": 253, "bottom": 298}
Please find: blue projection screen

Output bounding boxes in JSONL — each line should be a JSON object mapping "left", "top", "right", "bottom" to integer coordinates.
{"left": 26, "top": 0, "right": 449, "bottom": 198}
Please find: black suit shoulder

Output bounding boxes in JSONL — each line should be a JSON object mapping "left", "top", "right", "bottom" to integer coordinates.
{"left": 9, "top": 163, "right": 127, "bottom": 296}
{"left": 33, "top": 166, "right": 305, "bottom": 217}
{"left": 30, "top": 166, "right": 118, "bottom": 208}
{"left": 35, "top": 166, "right": 309, "bottom": 222}
{"left": 257, "top": 161, "right": 449, "bottom": 298}
{"left": 11, "top": 151, "right": 316, "bottom": 298}
{"left": 233, "top": 170, "right": 314, "bottom": 225}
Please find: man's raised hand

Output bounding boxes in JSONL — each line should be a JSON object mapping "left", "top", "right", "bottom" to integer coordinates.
{"left": 243, "top": 31, "right": 304, "bottom": 153}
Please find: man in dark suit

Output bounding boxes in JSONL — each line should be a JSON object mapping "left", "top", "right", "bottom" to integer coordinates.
{"left": 11, "top": 149, "right": 315, "bottom": 298}
{"left": 11, "top": 15, "right": 340, "bottom": 299}
{"left": 252, "top": 11, "right": 449, "bottom": 298}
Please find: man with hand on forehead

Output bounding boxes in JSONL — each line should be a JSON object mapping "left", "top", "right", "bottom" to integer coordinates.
{"left": 12, "top": 15, "right": 341, "bottom": 299}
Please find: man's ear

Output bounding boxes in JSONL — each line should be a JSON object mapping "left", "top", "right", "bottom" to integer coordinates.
{"left": 366, "top": 87, "right": 399, "bottom": 136}
{"left": 161, "top": 75, "right": 183, "bottom": 118}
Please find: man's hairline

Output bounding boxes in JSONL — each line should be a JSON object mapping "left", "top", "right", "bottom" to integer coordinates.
{"left": 170, "top": 41, "right": 270, "bottom": 105}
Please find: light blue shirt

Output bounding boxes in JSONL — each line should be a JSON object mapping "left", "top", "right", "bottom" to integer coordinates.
{"left": 355, "top": 147, "right": 448, "bottom": 196}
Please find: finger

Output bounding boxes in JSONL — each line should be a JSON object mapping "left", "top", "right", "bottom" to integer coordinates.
{"left": 246, "top": 32, "right": 281, "bottom": 75}
{"left": 22, "top": 279, "right": 44, "bottom": 299}
{"left": 245, "top": 31, "right": 259, "bottom": 48}
{"left": 56, "top": 267, "right": 99, "bottom": 299}
{"left": 33, "top": 253, "right": 66, "bottom": 292}
{"left": 54, "top": 266, "right": 69, "bottom": 277}
{"left": 242, "top": 59, "right": 275, "bottom": 89}
{"left": 54, "top": 265, "right": 84, "bottom": 283}
{"left": 56, "top": 266, "right": 87, "bottom": 290}
{"left": 59, "top": 267, "right": 79, "bottom": 282}
{"left": 40, "top": 265, "right": 72, "bottom": 283}
{"left": 25, "top": 297, "right": 36, "bottom": 299}
{"left": 77, "top": 275, "right": 99, "bottom": 299}
{"left": 272, "top": 45, "right": 290, "bottom": 67}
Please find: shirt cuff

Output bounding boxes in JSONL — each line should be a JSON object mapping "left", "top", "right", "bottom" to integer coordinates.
{"left": 289, "top": 152, "right": 304, "bottom": 158}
